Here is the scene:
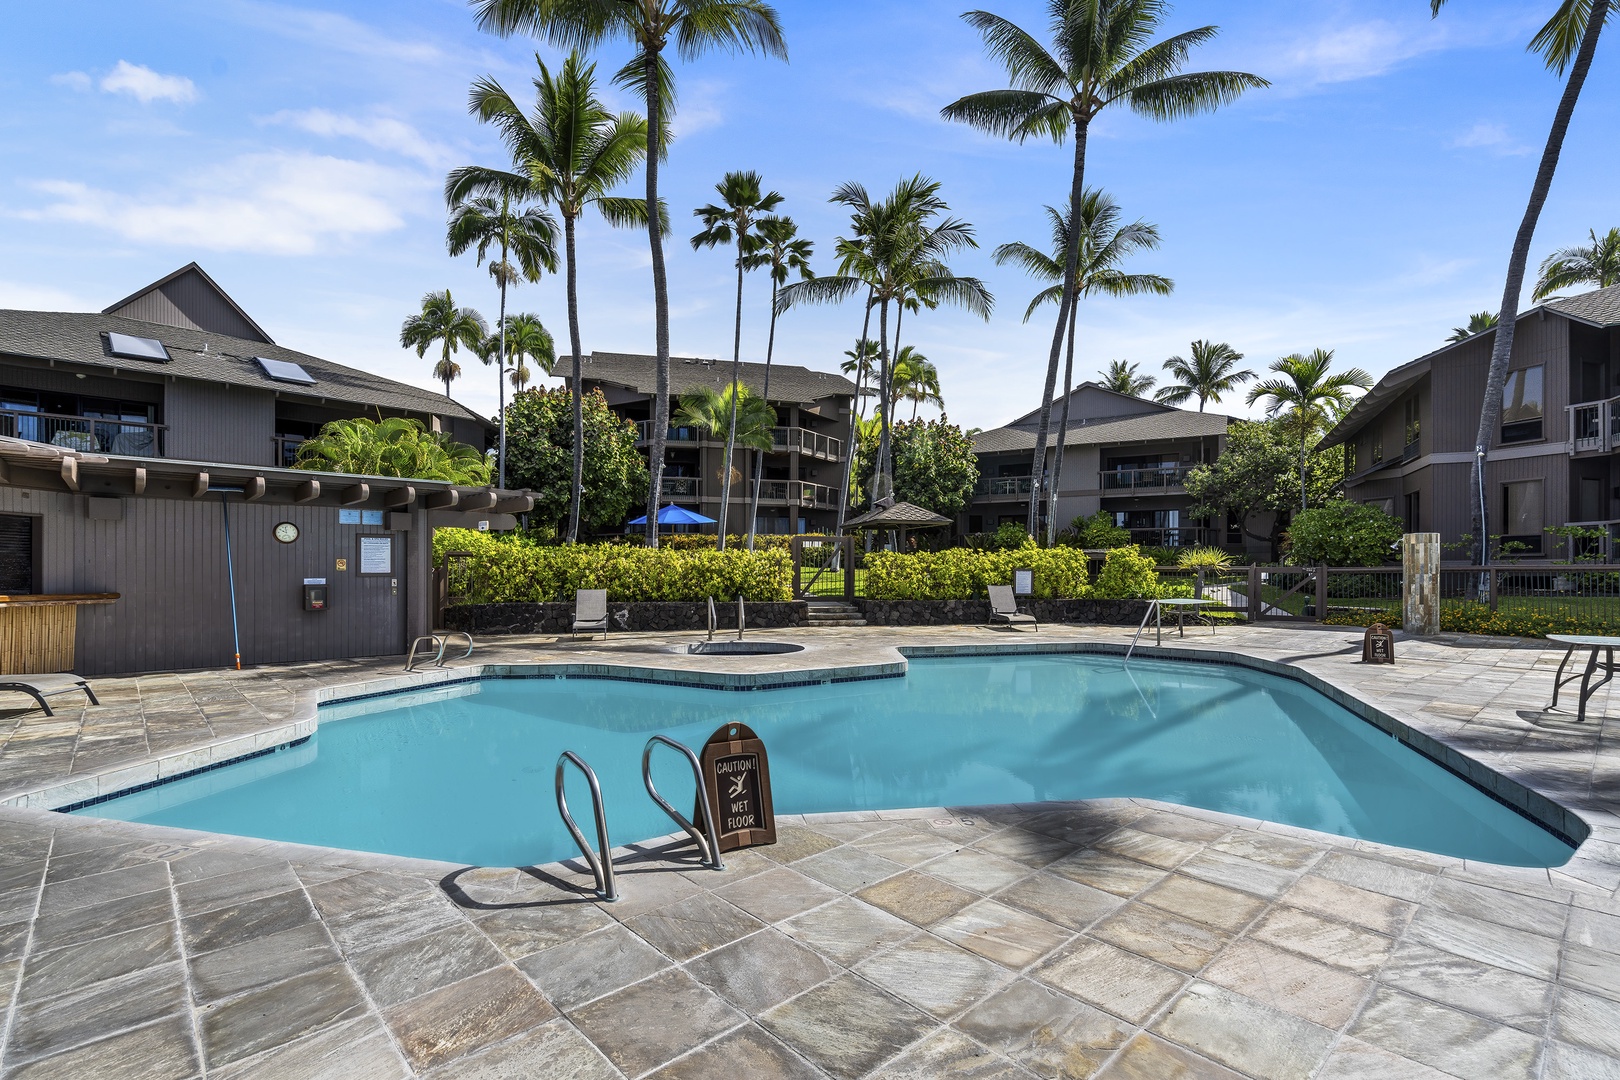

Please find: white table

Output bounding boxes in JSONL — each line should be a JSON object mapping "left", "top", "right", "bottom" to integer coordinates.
{"left": 1545, "top": 633, "right": 1620, "bottom": 722}
{"left": 1127, "top": 597, "right": 1218, "bottom": 659}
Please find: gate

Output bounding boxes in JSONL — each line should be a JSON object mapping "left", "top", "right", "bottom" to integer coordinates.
{"left": 1243, "top": 565, "right": 1323, "bottom": 623}
{"left": 790, "top": 536, "right": 854, "bottom": 600}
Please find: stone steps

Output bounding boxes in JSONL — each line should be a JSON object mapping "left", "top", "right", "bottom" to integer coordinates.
{"left": 805, "top": 600, "right": 867, "bottom": 627}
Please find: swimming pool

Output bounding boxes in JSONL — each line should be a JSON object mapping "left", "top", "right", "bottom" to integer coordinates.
{"left": 75, "top": 654, "right": 1576, "bottom": 868}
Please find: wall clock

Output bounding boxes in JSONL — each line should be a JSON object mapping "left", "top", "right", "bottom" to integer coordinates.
{"left": 274, "top": 522, "right": 300, "bottom": 544}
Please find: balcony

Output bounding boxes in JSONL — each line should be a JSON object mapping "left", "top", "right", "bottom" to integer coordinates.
{"left": 974, "top": 475, "right": 1036, "bottom": 499}
{"left": 757, "top": 480, "right": 842, "bottom": 508}
{"left": 770, "top": 427, "right": 843, "bottom": 461}
{"left": 1126, "top": 526, "right": 1215, "bottom": 549}
{"left": 0, "top": 408, "right": 164, "bottom": 458}
{"left": 1568, "top": 397, "right": 1620, "bottom": 453}
{"left": 660, "top": 476, "right": 700, "bottom": 498}
{"left": 634, "top": 421, "right": 701, "bottom": 446}
{"left": 1100, "top": 465, "right": 1193, "bottom": 492}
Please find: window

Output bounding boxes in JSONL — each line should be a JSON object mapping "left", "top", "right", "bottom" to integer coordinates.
{"left": 1501, "top": 367, "right": 1543, "bottom": 444}
{"left": 1371, "top": 428, "right": 1383, "bottom": 464}
{"left": 1404, "top": 492, "right": 1420, "bottom": 533}
{"left": 1501, "top": 480, "right": 1544, "bottom": 554}
{"left": 1403, "top": 397, "right": 1421, "bottom": 451}
{"left": 254, "top": 357, "right": 317, "bottom": 385}
{"left": 0, "top": 515, "right": 36, "bottom": 594}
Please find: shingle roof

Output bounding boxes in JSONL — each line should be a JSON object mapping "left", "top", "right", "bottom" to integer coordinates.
{"left": 575, "top": 352, "right": 856, "bottom": 402}
{"left": 844, "top": 500, "right": 953, "bottom": 528}
{"left": 972, "top": 408, "right": 1229, "bottom": 454}
{"left": 1547, "top": 282, "right": 1620, "bottom": 327}
{"left": 0, "top": 309, "right": 487, "bottom": 424}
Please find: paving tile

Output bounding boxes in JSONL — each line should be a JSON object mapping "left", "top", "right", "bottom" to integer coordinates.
{"left": 1209, "top": 830, "right": 1323, "bottom": 871}
{"left": 957, "top": 977, "right": 1131, "bottom": 1078}
{"left": 1095, "top": 1033, "right": 1246, "bottom": 1080}
{"left": 760, "top": 824, "right": 841, "bottom": 865}
{"left": 182, "top": 887, "right": 316, "bottom": 955}
{"left": 1402, "top": 906, "right": 1560, "bottom": 980}
{"left": 189, "top": 922, "right": 341, "bottom": 1003}
{"left": 19, "top": 920, "right": 178, "bottom": 1003}
{"left": 917, "top": 848, "right": 1033, "bottom": 895}
{"left": 1032, "top": 937, "right": 1187, "bottom": 1026}
{"left": 1089, "top": 903, "right": 1230, "bottom": 974}
{"left": 758, "top": 973, "right": 935, "bottom": 1080}
{"left": 686, "top": 927, "right": 835, "bottom": 1014}
{"left": 1129, "top": 810, "right": 1230, "bottom": 845}
{"left": 419, "top": 1015, "right": 617, "bottom": 1080}
{"left": 175, "top": 863, "right": 303, "bottom": 918}
{"left": 869, "top": 1028, "right": 1033, "bottom": 1079}
{"left": 1174, "top": 850, "right": 1298, "bottom": 900}
{"left": 36, "top": 860, "right": 169, "bottom": 916}
{"left": 853, "top": 829, "right": 963, "bottom": 867}
{"left": 515, "top": 921, "right": 670, "bottom": 1010}
{"left": 382, "top": 965, "right": 556, "bottom": 1073}
{"left": 1567, "top": 905, "right": 1620, "bottom": 953}
{"left": 1152, "top": 980, "right": 1335, "bottom": 1080}
{"left": 856, "top": 870, "right": 981, "bottom": 928}
{"left": 1278, "top": 874, "right": 1415, "bottom": 935}
{"left": 322, "top": 890, "right": 464, "bottom": 953}
{"left": 1313, "top": 851, "right": 1435, "bottom": 903}
{"left": 1379, "top": 941, "right": 1553, "bottom": 1031}
{"left": 969, "top": 827, "right": 1074, "bottom": 869}
{"left": 625, "top": 891, "right": 764, "bottom": 962}
{"left": 568, "top": 967, "right": 743, "bottom": 1078}
{"left": 8, "top": 961, "right": 187, "bottom": 1063}
{"left": 1348, "top": 985, "right": 1540, "bottom": 1080}
{"left": 795, "top": 847, "right": 907, "bottom": 893}
{"left": 1199, "top": 938, "right": 1369, "bottom": 1029}
{"left": 932, "top": 899, "right": 1071, "bottom": 969}
{"left": 1427, "top": 876, "right": 1569, "bottom": 938}
{"left": 2, "top": 1014, "right": 198, "bottom": 1080}
{"left": 856, "top": 933, "right": 1013, "bottom": 1019}
{"left": 210, "top": 1016, "right": 406, "bottom": 1080}
{"left": 714, "top": 865, "right": 841, "bottom": 924}
{"left": 1313, "top": 1035, "right": 1458, "bottom": 1080}
{"left": 471, "top": 898, "right": 615, "bottom": 960}
{"left": 780, "top": 896, "right": 917, "bottom": 966}
{"left": 1552, "top": 984, "right": 1620, "bottom": 1058}
{"left": 644, "top": 1022, "right": 822, "bottom": 1080}
{"left": 200, "top": 963, "right": 370, "bottom": 1069}
{"left": 1093, "top": 828, "right": 1199, "bottom": 869}
{"left": 996, "top": 871, "right": 1124, "bottom": 931}
{"left": 349, "top": 922, "right": 506, "bottom": 1008}
{"left": 29, "top": 886, "right": 175, "bottom": 953}
{"left": 1248, "top": 905, "right": 1393, "bottom": 975}
{"left": 1045, "top": 851, "right": 1166, "bottom": 898}
{"left": 1137, "top": 874, "right": 1267, "bottom": 934}
{"left": 1561, "top": 941, "right": 1620, "bottom": 1001}
{"left": 1544, "top": 1039, "right": 1620, "bottom": 1080}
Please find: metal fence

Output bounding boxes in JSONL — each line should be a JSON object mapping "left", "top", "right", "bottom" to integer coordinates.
{"left": 1438, "top": 564, "right": 1620, "bottom": 632}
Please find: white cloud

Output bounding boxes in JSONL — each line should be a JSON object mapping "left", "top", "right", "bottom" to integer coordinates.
{"left": 669, "top": 80, "right": 726, "bottom": 138}
{"left": 99, "top": 60, "right": 198, "bottom": 105}
{"left": 50, "top": 71, "right": 91, "bottom": 92}
{"left": 1451, "top": 121, "right": 1532, "bottom": 156}
{"left": 22, "top": 151, "right": 429, "bottom": 256}
{"left": 0, "top": 280, "right": 95, "bottom": 311}
{"left": 226, "top": 0, "right": 442, "bottom": 63}
{"left": 266, "top": 109, "right": 448, "bottom": 166}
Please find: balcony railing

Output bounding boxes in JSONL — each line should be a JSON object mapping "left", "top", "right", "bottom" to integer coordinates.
{"left": 1566, "top": 396, "right": 1620, "bottom": 453}
{"left": 660, "top": 476, "right": 699, "bottom": 497}
{"left": 1125, "top": 526, "right": 1214, "bottom": 549}
{"left": 634, "top": 421, "right": 701, "bottom": 445}
{"left": 757, "top": 480, "right": 841, "bottom": 508}
{"left": 0, "top": 408, "right": 164, "bottom": 458}
{"left": 974, "top": 475, "right": 1036, "bottom": 498}
{"left": 770, "top": 427, "right": 843, "bottom": 461}
{"left": 273, "top": 435, "right": 305, "bottom": 468}
{"left": 1100, "top": 466, "right": 1193, "bottom": 491}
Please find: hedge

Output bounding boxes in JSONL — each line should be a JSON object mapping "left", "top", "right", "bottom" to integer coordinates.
{"left": 863, "top": 544, "right": 1182, "bottom": 601}
{"left": 434, "top": 528, "right": 791, "bottom": 603}
{"left": 1325, "top": 601, "right": 1620, "bottom": 638}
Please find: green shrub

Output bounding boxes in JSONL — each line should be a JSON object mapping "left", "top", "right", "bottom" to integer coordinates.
{"left": 1068, "top": 511, "right": 1131, "bottom": 548}
{"left": 989, "top": 522, "right": 1032, "bottom": 551}
{"left": 1286, "top": 500, "right": 1403, "bottom": 566}
{"left": 1093, "top": 546, "right": 1161, "bottom": 599}
{"left": 1177, "top": 546, "right": 1235, "bottom": 571}
{"left": 864, "top": 547, "right": 1092, "bottom": 601}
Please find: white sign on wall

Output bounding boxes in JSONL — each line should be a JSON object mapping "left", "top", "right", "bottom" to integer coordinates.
{"left": 358, "top": 536, "right": 393, "bottom": 575}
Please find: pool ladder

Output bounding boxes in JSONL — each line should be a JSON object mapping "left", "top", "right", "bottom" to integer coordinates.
{"left": 553, "top": 735, "right": 724, "bottom": 902}
{"left": 405, "top": 632, "right": 473, "bottom": 672}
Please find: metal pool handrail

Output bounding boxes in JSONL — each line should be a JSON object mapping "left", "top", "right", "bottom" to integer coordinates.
{"left": 735, "top": 595, "right": 745, "bottom": 640}
{"left": 706, "top": 596, "right": 717, "bottom": 641}
{"left": 642, "top": 736, "right": 724, "bottom": 870}
{"left": 404, "top": 632, "right": 475, "bottom": 672}
{"left": 555, "top": 751, "right": 618, "bottom": 901}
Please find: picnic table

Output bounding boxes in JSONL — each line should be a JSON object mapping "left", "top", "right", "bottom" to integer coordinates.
{"left": 1545, "top": 634, "right": 1620, "bottom": 723}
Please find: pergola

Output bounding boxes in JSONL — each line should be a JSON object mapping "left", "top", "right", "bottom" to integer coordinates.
{"left": 842, "top": 498, "right": 953, "bottom": 550}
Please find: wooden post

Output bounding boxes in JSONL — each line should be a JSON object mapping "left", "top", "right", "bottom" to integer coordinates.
{"left": 1402, "top": 533, "right": 1441, "bottom": 636}
{"left": 1315, "top": 565, "right": 1328, "bottom": 622}
{"left": 1247, "top": 565, "right": 1262, "bottom": 623}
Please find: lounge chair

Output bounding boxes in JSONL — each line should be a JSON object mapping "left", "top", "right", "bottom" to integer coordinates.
{"left": 987, "top": 584, "right": 1038, "bottom": 631}
{"left": 572, "top": 589, "right": 609, "bottom": 640}
{"left": 0, "top": 674, "right": 98, "bottom": 716}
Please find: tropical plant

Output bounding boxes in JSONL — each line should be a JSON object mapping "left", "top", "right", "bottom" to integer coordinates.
{"left": 1093, "top": 546, "right": 1161, "bottom": 598}
{"left": 1101, "top": 360, "right": 1155, "bottom": 397}
{"left": 1286, "top": 500, "right": 1403, "bottom": 567}
{"left": 1069, "top": 509, "right": 1131, "bottom": 548}
{"left": 1245, "top": 349, "right": 1372, "bottom": 512}
{"left": 993, "top": 189, "right": 1172, "bottom": 541}
{"left": 1430, "top": 0, "right": 1612, "bottom": 564}
{"left": 841, "top": 338, "right": 880, "bottom": 419}
{"left": 474, "top": 0, "right": 788, "bottom": 548}
{"left": 852, "top": 417, "right": 980, "bottom": 519}
{"left": 293, "top": 417, "right": 493, "bottom": 484}
{"left": 1184, "top": 417, "right": 1346, "bottom": 561}
{"left": 499, "top": 313, "right": 557, "bottom": 391}
{"left": 450, "top": 49, "right": 653, "bottom": 544}
{"left": 503, "top": 387, "right": 649, "bottom": 535}
{"left": 892, "top": 347, "right": 944, "bottom": 420}
{"left": 400, "top": 290, "right": 488, "bottom": 398}
{"left": 943, "top": 0, "right": 1266, "bottom": 536}
{"left": 1176, "top": 546, "right": 1234, "bottom": 571}
{"left": 1533, "top": 226, "right": 1620, "bottom": 299}
{"left": 690, "top": 170, "right": 783, "bottom": 548}
{"left": 1446, "top": 311, "right": 1499, "bottom": 343}
{"left": 675, "top": 383, "right": 778, "bottom": 460}
{"left": 1156, "top": 340, "right": 1252, "bottom": 411}
{"left": 445, "top": 191, "right": 558, "bottom": 487}
{"left": 743, "top": 214, "right": 814, "bottom": 548}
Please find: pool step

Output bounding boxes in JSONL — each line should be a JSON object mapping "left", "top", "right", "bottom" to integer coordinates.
{"left": 805, "top": 600, "right": 867, "bottom": 627}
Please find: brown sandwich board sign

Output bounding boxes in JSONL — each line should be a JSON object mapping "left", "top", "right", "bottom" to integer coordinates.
{"left": 698, "top": 722, "right": 776, "bottom": 852}
{"left": 1363, "top": 623, "right": 1395, "bottom": 664}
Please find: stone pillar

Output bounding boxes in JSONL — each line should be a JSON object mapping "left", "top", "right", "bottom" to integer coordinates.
{"left": 1402, "top": 532, "right": 1441, "bottom": 636}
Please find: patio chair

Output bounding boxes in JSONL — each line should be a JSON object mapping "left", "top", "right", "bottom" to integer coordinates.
{"left": 572, "top": 589, "right": 609, "bottom": 640}
{"left": 0, "top": 674, "right": 98, "bottom": 716}
{"left": 987, "top": 584, "right": 1038, "bottom": 631}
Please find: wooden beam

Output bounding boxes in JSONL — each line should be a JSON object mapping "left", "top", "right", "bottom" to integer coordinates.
{"left": 192, "top": 472, "right": 210, "bottom": 498}
{"left": 294, "top": 479, "right": 320, "bottom": 503}
{"left": 131, "top": 467, "right": 146, "bottom": 495}
{"left": 244, "top": 476, "right": 266, "bottom": 502}
{"left": 0, "top": 459, "right": 9, "bottom": 484}
{"left": 385, "top": 485, "right": 416, "bottom": 509}
{"left": 460, "top": 490, "right": 497, "bottom": 512}
{"left": 340, "top": 483, "right": 369, "bottom": 506}
{"left": 59, "top": 458, "right": 78, "bottom": 492}
{"left": 423, "top": 489, "right": 459, "bottom": 511}
{"left": 493, "top": 494, "right": 534, "bottom": 514}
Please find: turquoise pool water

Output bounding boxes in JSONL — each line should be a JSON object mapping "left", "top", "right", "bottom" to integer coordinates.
{"left": 76, "top": 655, "right": 1576, "bottom": 868}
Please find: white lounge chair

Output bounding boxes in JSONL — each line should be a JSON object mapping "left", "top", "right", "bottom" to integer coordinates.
{"left": 987, "top": 585, "right": 1037, "bottom": 631}
{"left": 572, "top": 589, "right": 609, "bottom": 640}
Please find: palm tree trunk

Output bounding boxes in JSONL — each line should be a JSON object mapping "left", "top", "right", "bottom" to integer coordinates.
{"left": 1046, "top": 297, "right": 1079, "bottom": 546}
{"left": 1300, "top": 420, "right": 1308, "bottom": 512}
{"left": 443, "top": 338, "right": 453, "bottom": 398}
{"left": 496, "top": 263, "right": 508, "bottom": 491}
{"left": 1470, "top": 0, "right": 1609, "bottom": 565}
{"left": 747, "top": 277, "right": 780, "bottom": 550}
{"left": 565, "top": 214, "right": 585, "bottom": 545}
{"left": 643, "top": 48, "right": 670, "bottom": 549}
{"left": 718, "top": 244, "right": 745, "bottom": 550}
{"left": 834, "top": 290, "right": 876, "bottom": 536}
{"left": 890, "top": 301, "right": 905, "bottom": 436}
{"left": 874, "top": 296, "right": 893, "bottom": 503}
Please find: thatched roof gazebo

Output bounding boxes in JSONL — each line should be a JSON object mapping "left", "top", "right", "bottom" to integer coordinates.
{"left": 842, "top": 498, "right": 953, "bottom": 550}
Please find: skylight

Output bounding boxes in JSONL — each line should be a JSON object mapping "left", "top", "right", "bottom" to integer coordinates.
{"left": 254, "top": 357, "right": 317, "bottom": 385}
{"left": 104, "top": 332, "right": 170, "bottom": 362}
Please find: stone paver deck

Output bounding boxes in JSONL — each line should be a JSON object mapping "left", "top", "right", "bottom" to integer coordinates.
{"left": 0, "top": 625, "right": 1612, "bottom": 1078}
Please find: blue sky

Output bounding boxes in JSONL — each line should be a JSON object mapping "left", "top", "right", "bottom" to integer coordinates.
{"left": 2, "top": 0, "right": 1615, "bottom": 432}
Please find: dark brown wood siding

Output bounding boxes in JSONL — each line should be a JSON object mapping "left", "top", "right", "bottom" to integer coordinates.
{"left": 164, "top": 381, "right": 276, "bottom": 466}
{"left": 107, "top": 269, "right": 270, "bottom": 342}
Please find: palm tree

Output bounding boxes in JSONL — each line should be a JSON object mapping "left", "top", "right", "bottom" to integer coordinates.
{"left": 1157, "top": 340, "right": 1253, "bottom": 411}
{"left": 840, "top": 339, "right": 880, "bottom": 420}
{"left": 445, "top": 193, "right": 557, "bottom": 488}
{"left": 1101, "top": 360, "right": 1155, "bottom": 397}
{"left": 743, "top": 215, "right": 813, "bottom": 548}
{"left": 1534, "top": 227, "right": 1620, "bottom": 299}
{"left": 1446, "top": 311, "right": 1499, "bottom": 343}
{"left": 294, "top": 417, "right": 493, "bottom": 484}
{"left": 474, "top": 0, "right": 787, "bottom": 548}
{"left": 501, "top": 313, "right": 557, "bottom": 392}
{"left": 1246, "top": 349, "right": 1372, "bottom": 512}
{"left": 690, "top": 170, "right": 782, "bottom": 549}
{"left": 451, "top": 52, "right": 652, "bottom": 544}
{"left": 943, "top": 0, "right": 1266, "bottom": 536}
{"left": 994, "top": 190, "right": 1172, "bottom": 541}
{"left": 675, "top": 385, "right": 777, "bottom": 510}
{"left": 400, "top": 291, "right": 487, "bottom": 398}
{"left": 1431, "top": 0, "right": 1611, "bottom": 564}
{"left": 892, "top": 347, "right": 943, "bottom": 420}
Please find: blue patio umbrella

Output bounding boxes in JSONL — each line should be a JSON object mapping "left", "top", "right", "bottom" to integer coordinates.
{"left": 628, "top": 504, "right": 717, "bottom": 526}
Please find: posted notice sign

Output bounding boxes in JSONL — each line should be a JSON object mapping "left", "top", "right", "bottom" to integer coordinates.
{"left": 698, "top": 722, "right": 776, "bottom": 852}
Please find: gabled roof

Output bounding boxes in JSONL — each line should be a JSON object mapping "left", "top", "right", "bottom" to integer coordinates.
{"left": 1003, "top": 381, "right": 1172, "bottom": 430}
{"left": 574, "top": 352, "right": 856, "bottom": 403}
{"left": 103, "top": 263, "right": 275, "bottom": 344}
{"left": 844, "top": 500, "right": 952, "bottom": 528}
{"left": 0, "top": 309, "right": 487, "bottom": 425}
{"left": 972, "top": 408, "right": 1228, "bottom": 454}
{"left": 1317, "top": 357, "right": 1430, "bottom": 451}
{"left": 1546, "top": 281, "right": 1620, "bottom": 327}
